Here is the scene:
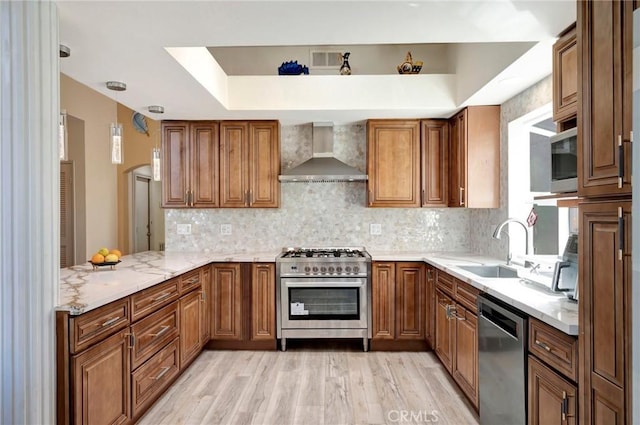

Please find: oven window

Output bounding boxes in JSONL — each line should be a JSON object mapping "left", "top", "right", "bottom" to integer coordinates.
{"left": 288, "top": 287, "right": 360, "bottom": 320}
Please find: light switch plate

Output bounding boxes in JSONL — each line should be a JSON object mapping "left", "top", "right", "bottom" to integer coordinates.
{"left": 221, "top": 224, "right": 232, "bottom": 235}
{"left": 177, "top": 224, "right": 191, "bottom": 235}
{"left": 370, "top": 223, "right": 382, "bottom": 235}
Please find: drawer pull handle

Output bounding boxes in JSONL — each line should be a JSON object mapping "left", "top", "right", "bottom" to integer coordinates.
{"left": 153, "top": 292, "right": 171, "bottom": 302}
{"left": 153, "top": 366, "right": 171, "bottom": 381}
{"left": 101, "top": 317, "right": 120, "bottom": 327}
{"left": 184, "top": 277, "right": 199, "bottom": 284}
{"left": 124, "top": 332, "right": 135, "bottom": 349}
{"left": 535, "top": 340, "right": 552, "bottom": 352}
{"left": 150, "top": 325, "right": 170, "bottom": 338}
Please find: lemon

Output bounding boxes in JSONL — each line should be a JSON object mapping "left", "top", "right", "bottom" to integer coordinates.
{"left": 105, "top": 253, "right": 119, "bottom": 263}
{"left": 91, "top": 253, "right": 105, "bottom": 264}
{"left": 98, "top": 247, "right": 109, "bottom": 256}
{"left": 109, "top": 249, "right": 122, "bottom": 259}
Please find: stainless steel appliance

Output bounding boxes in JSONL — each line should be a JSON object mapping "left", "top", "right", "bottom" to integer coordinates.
{"left": 550, "top": 127, "right": 578, "bottom": 193}
{"left": 478, "top": 294, "right": 528, "bottom": 425}
{"left": 276, "top": 247, "right": 372, "bottom": 351}
{"left": 551, "top": 233, "right": 578, "bottom": 301}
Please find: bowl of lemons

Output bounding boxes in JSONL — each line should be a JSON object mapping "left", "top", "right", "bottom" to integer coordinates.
{"left": 89, "top": 247, "right": 122, "bottom": 270}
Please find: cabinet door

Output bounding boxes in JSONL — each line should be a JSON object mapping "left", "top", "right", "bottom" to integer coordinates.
{"left": 249, "top": 122, "right": 280, "bottom": 208}
{"left": 371, "top": 262, "right": 395, "bottom": 339}
{"left": 452, "top": 306, "right": 478, "bottom": 409}
{"left": 395, "top": 262, "right": 425, "bottom": 339}
{"left": 251, "top": 263, "right": 276, "bottom": 340}
{"left": 465, "top": 106, "right": 500, "bottom": 208}
{"left": 425, "top": 266, "right": 436, "bottom": 348}
{"left": 435, "top": 289, "right": 454, "bottom": 373}
{"left": 71, "top": 331, "right": 130, "bottom": 425}
{"left": 220, "top": 122, "right": 250, "bottom": 207}
{"left": 190, "top": 122, "right": 219, "bottom": 207}
{"left": 161, "top": 121, "right": 189, "bottom": 207}
{"left": 579, "top": 1, "right": 633, "bottom": 196}
{"left": 211, "top": 263, "right": 243, "bottom": 340}
{"left": 201, "top": 265, "right": 211, "bottom": 344}
{"left": 367, "top": 120, "right": 421, "bottom": 207}
{"left": 553, "top": 24, "right": 578, "bottom": 122}
{"left": 448, "top": 110, "right": 465, "bottom": 207}
{"left": 528, "top": 355, "right": 577, "bottom": 425}
{"left": 421, "top": 120, "right": 449, "bottom": 207}
{"left": 179, "top": 290, "right": 202, "bottom": 368}
{"left": 579, "top": 200, "right": 631, "bottom": 424}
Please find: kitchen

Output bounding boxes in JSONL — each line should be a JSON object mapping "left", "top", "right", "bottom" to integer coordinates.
{"left": 1, "top": 1, "right": 637, "bottom": 425}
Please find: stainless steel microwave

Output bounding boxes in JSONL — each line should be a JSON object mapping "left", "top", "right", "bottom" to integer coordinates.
{"left": 550, "top": 127, "right": 577, "bottom": 193}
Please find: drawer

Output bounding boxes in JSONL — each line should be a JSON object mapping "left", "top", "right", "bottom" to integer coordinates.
{"left": 436, "top": 270, "right": 455, "bottom": 297}
{"left": 130, "top": 278, "right": 180, "bottom": 322}
{"left": 131, "top": 337, "right": 180, "bottom": 418}
{"left": 130, "top": 301, "right": 179, "bottom": 370}
{"left": 454, "top": 279, "right": 480, "bottom": 313}
{"left": 70, "top": 298, "right": 130, "bottom": 354}
{"left": 179, "top": 268, "right": 202, "bottom": 294}
{"left": 529, "top": 318, "right": 578, "bottom": 381}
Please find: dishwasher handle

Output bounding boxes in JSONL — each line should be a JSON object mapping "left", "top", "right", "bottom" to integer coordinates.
{"left": 478, "top": 295, "right": 525, "bottom": 341}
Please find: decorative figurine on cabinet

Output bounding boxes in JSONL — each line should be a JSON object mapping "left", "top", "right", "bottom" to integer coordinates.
{"left": 340, "top": 52, "right": 351, "bottom": 75}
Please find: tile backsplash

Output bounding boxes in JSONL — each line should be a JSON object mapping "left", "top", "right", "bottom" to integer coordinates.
{"left": 165, "top": 123, "right": 473, "bottom": 253}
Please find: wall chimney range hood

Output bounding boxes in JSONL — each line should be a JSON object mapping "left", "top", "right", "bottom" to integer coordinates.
{"left": 279, "top": 122, "right": 368, "bottom": 182}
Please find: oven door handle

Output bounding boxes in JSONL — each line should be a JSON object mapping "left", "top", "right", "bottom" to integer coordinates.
{"left": 283, "top": 281, "right": 365, "bottom": 288}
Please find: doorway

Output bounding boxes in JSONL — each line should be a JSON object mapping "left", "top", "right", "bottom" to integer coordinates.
{"left": 129, "top": 165, "right": 164, "bottom": 253}
{"left": 133, "top": 172, "right": 151, "bottom": 252}
{"left": 60, "top": 161, "right": 75, "bottom": 267}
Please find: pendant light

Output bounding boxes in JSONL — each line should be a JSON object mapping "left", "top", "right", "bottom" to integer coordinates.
{"left": 148, "top": 105, "right": 164, "bottom": 181}
{"left": 59, "top": 110, "right": 68, "bottom": 161}
{"left": 106, "top": 81, "right": 126, "bottom": 164}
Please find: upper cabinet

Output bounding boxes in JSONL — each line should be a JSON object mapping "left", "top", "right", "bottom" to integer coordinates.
{"left": 162, "top": 121, "right": 219, "bottom": 208}
{"left": 553, "top": 23, "right": 578, "bottom": 123}
{"left": 366, "top": 119, "right": 449, "bottom": 208}
{"left": 220, "top": 121, "right": 280, "bottom": 208}
{"left": 448, "top": 106, "right": 500, "bottom": 208}
{"left": 367, "top": 120, "right": 421, "bottom": 207}
{"left": 162, "top": 120, "right": 280, "bottom": 209}
{"left": 578, "top": 1, "right": 633, "bottom": 196}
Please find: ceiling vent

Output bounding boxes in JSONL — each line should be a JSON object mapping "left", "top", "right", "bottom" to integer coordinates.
{"left": 310, "top": 50, "right": 343, "bottom": 69}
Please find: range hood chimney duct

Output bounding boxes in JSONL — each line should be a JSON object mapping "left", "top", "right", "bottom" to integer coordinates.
{"left": 278, "top": 123, "right": 368, "bottom": 182}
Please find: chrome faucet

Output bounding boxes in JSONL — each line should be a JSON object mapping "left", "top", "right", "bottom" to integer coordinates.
{"left": 492, "top": 218, "right": 530, "bottom": 266}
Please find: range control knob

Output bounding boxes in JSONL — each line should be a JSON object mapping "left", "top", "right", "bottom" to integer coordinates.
{"left": 320, "top": 266, "right": 327, "bottom": 273}
{"left": 345, "top": 266, "right": 352, "bottom": 273}
{"left": 336, "top": 266, "right": 343, "bottom": 273}
{"left": 304, "top": 266, "right": 311, "bottom": 273}
{"left": 328, "top": 266, "right": 335, "bottom": 273}
{"left": 312, "top": 266, "right": 319, "bottom": 273}
{"left": 353, "top": 266, "right": 360, "bottom": 274}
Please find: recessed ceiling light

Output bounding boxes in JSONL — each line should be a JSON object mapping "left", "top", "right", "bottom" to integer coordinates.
{"left": 148, "top": 105, "right": 165, "bottom": 114}
{"left": 106, "top": 81, "right": 127, "bottom": 91}
{"left": 59, "top": 44, "right": 71, "bottom": 58}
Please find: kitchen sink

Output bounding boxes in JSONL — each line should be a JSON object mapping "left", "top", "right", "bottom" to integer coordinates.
{"left": 457, "top": 264, "right": 519, "bottom": 278}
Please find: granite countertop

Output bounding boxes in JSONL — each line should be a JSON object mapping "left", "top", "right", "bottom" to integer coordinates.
{"left": 58, "top": 249, "right": 578, "bottom": 336}
{"left": 58, "top": 250, "right": 280, "bottom": 315}
{"left": 369, "top": 251, "right": 579, "bottom": 335}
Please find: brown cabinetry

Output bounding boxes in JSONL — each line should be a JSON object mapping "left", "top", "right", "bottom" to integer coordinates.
{"left": 421, "top": 120, "right": 449, "bottom": 207}
{"left": 57, "top": 265, "right": 212, "bottom": 424}
{"left": 424, "top": 265, "right": 436, "bottom": 348}
{"left": 578, "top": 1, "right": 633, "bottom": 196}
{"left": 448, "top": 106, "right": 500, "bottom": 208}
{"left": 366, "top": 120, "right": 421, "bottom": 207}
{"left": 201, "top": 265, "right": 211, "bottom": 344}
{"left": 434, "top": 270, "right": 479, "bottom": 408}
{"left": 579, "top": 200, "right": 631, "bottom": 424}
{"left": 371, "top": 262, "right": 426, "bottom": 350}
{"left": 161, "top": 121, "right": 220, "bottom": 208}
{"left": 220, "top": 121, "right": 280, "bottom": 208}
{"left": 529, "top": 355, "right": 577, "bottom": 425}
{"left": 208, "top": 263, "right": 277, "bottom": 350}
{"left": 553, "top": 24, "right": 578, "bottom": 123}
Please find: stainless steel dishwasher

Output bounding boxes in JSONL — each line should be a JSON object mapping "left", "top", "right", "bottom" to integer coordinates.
{"left": 478, "top": 294, "right": 528, "bottom": 425}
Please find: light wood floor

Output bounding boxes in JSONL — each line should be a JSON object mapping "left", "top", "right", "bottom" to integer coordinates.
{"left": 138, "top": 340, "right": 479, "bottom": 425}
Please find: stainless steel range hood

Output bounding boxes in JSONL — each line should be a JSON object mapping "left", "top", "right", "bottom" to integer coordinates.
{"left": 279, "top": 123, "right": 368, "bottom": 182}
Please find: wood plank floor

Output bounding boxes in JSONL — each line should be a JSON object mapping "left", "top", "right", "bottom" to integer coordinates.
{"left": 138, "top": 340, "right": 479, "bottom": 425}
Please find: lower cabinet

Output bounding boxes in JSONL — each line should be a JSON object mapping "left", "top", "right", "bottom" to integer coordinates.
{"left": 180, "top": 290, "right": 203, "bottom": 367}
{"left": 433, "top": 270, "right": 478, "bottom": 409}
{"left": 424, "top": 265, "right": 436, "bottom": 349}
{"left": 71, "top": 330, "right": 131, "bottom": 425}
{"left": 528, "top": 356, "right": 577, "bottom": 425}
{"left": 208, "top": 262, "right": 276, "bottom": 349}
{"left": 371, "top": 262, "right": 427, "bottom": 350}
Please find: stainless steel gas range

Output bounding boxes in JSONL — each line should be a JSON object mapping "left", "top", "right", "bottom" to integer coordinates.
{"left": 275, "top": 247, "right": 372, "bottom": 351}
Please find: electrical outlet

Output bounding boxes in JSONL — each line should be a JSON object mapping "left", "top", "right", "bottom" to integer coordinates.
{"left": 370, "top": 223, "right": 382, "bottom": 235}
{"left": 221, "top": 224, "right": 232, "bottom": 235}
{"left": 176, "top": 224, "right": 191, "bottom": 235}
